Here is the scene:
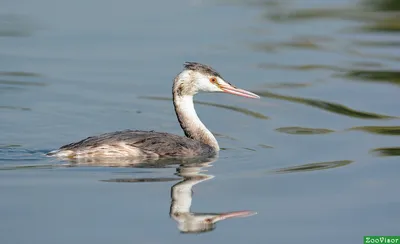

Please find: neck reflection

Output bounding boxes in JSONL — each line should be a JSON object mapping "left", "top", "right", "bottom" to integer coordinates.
{"left": 170, "top": 159, "right": 256, "bottom": 234}
{"left": 99, "top": 156, "right": 257, "bottom": 234}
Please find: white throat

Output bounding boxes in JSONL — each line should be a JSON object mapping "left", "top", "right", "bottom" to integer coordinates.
{"left": 173, "top": 94, "right": 219, "bottom": 151}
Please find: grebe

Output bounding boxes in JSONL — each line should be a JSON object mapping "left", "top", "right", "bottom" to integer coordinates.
{"left": 47, "top": 62, "right": 259, "bottom": 159}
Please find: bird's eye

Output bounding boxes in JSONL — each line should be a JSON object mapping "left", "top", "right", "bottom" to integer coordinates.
{"left": 209, "top": 77, "right": 217, "bottom": 84}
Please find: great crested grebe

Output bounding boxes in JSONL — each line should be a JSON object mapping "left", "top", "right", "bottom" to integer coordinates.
{"left": 47, "top": 62, "right": 259, "bottom": 159}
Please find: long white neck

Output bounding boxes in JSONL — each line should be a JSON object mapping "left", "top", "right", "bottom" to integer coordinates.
{"left": 172, "top": 92, "right": 219, "bottom": 151}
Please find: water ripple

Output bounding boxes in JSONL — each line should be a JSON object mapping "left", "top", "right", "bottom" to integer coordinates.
{"left": 276, "top": 127, "right": 334, "bottom": 135}
{"left": 258, "top": 63, "right": 342, "bottom": 72}
{"left": 259, "top": 64, "right": 400, "bottom": 87}
{"left": 252, "top": 38, "right": 327, "bottom": 52}
{"left": 258, "top": 144, "right": 273, "bottom": 149}
{"left": 0, "top": 72, "right": 42, "bottom": 77}
{"left": 352, "top": 40, "right": 400, "bottom": 48}
{"left": 271, "top": 160, "right": 354, "bottom": 174}
{"left": 0, "top": 14, "right": 38, "bottom": 37}
{"left": 340, "top": 70, "right": 400, "bottom": 86}
{"left": 264, "top": 5, "right": 400, "bottom": 25}
{"left": 0, "top": 79, "right": 47, "bottom": 87}
{"left": 260, "top": 81, "right": 313, "bottom": 89}
{"left": 0, "top": 106, "right": 31, "bottom": 111}
{"left": 370, "top": 147, "right": 400, "bottom": 157}
{"left": 255, "top": 90, "right": 396, "bottom": 119}
{"left": 348, "top": 126, "right": 400, "bottom": 136}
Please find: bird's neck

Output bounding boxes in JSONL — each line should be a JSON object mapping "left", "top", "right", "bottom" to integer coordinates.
{"left": 172, "top": 92, "right": 219, "bottom": 151}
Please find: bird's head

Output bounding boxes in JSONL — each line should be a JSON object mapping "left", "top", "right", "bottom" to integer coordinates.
{"left": 175, "top": 211, "right": 257, "bottom": 234}
{"left": 173, "top": 62, "right": 260, "bottom": 99}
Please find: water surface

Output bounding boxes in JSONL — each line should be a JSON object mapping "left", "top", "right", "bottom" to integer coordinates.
{"left": 1, "top": 0, "right": 399, "bottom": 243}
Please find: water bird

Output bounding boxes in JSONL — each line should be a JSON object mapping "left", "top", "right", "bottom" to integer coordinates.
{"left": 48, "top": 62, "right": 259, "bottom": 159}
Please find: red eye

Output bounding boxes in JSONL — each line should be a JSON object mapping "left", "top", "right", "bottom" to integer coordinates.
{"left": 209, "top": 77, "right": 217, "bottom": 83}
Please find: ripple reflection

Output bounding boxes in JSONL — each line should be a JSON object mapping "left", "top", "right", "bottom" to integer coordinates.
{"left": 370, "top": 147, "right": 400, "bottom": 157}
{"left": 348, "top": 126, "right": 400, "bottom": 136}
{"left": 276, "top": 127, "right": 334, "bottom": 135}
{"left": 255, "top": 90, "right": 396, "bottom": 119}
{"left": 271, "top": 160, "right": 354, "bottom": 174}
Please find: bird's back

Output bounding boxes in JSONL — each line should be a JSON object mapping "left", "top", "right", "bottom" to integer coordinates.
{"left": 48, "top": 130, "right": 215, "bottom": 159}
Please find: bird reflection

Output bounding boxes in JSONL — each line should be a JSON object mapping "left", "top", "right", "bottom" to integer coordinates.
{"left": 170, "top": 159, "right": 256, "bottom": 234}
{"left": 98, "top": 156, "right": 256, "bottom": 234}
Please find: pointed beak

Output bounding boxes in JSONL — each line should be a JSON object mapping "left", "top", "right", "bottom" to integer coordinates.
{"left": 220, "top": 84, "right": 260, "bottom": 99}
{"left": 211, "top": 210, "right": 257, "bottom": 222}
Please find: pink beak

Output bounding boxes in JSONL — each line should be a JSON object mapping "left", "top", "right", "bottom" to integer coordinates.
{"left": 211, "top": 210, "right": 257, "bottom": 222}
{"left": 220, "top": 84, "right": 260, "bottom": 99}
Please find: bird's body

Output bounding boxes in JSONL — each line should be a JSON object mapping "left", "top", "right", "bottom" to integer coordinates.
{"left": 48, "top": 62, "right": 259, "bottom": 160}
{"left": 48, "top": 130, "right": 214, "bottom": 159}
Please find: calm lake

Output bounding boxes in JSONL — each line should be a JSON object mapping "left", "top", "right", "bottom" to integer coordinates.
{"left": 1, "top": 0, "right": 399, "bottom": 243}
